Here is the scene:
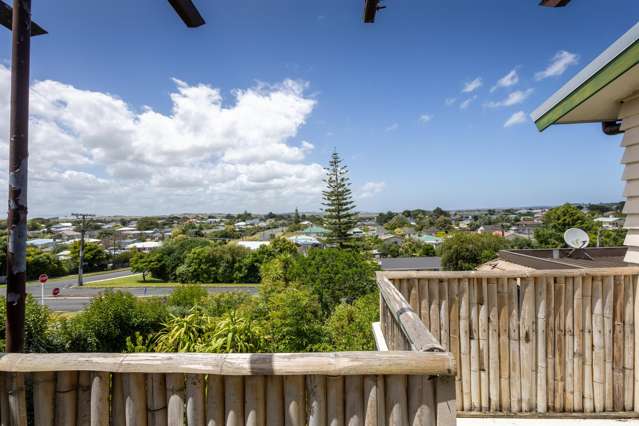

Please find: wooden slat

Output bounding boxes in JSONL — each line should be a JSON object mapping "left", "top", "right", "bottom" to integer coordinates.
{"left": 266, "top": 376, "right": 284, "bottom": 426}
{"left": 77, "top": 371, "right": 92, "bottom": 426}
{"left": 429, "top": 278, "right": 441, "bottom": 345}
{"left": 419, "top": 278, "right": 430, "bottom": 329}
{"left": 124, "top": 373, "right": 147, "bottom": 426}
{"left": 554, "top": 276, "right": 565, "bottom": 412}
{"left": 440, "top": 279, "right": 450, "bottom": 350}
{"left": 206, "top": 375, "right": 224, "bottom": 426}
{"left": 408, "top": 375, "right": 425, "bottom": 426}
{"left": 603, "top": 275, "right": 614, "bottom": 411}
{"left": 327, "top": 376, "right": 344, "bottom": 426}
{"left": 55, "top": 371, "right": 78, "bottom": 426}
{"left": 479, "top": 278, "right": 489, "bottom": 412}
{"left": 497, "top": 277, "right": 510, "bottom": 412}
{"left": 546, "top": 276, "right": 555, "bottom": 412}
{"left": 422, "top": 376, "right": 436, "bottom": 426}
{"left": 565, "top": 277, "right": 574, "bottom": 412}
{"left": 345, "top": 375, "right": 363, "bottom": 426}
{"left": 307, "top": 375, "right": 326, "bottom": 426}
{"left": 32, "top": 372, "right": 55, "bottom": 426}
{"left": 613, "top": 276, "right": 625, "bottom": 412}
{"left": 436, "top": 376, "right": 456, "bottom": 426}
{"left": 449, "top": 278, "right": 462, "bottom": 409}
{"left": 592, "top": 275, "right": 605, "bottom": 413}
{"left": 583, "top": 276, "right": 594, "bottom": 413}
{"left": 166, "top": 374, "right": 185, "bottom": 426}
{"left": 112, "top": 373, "right": 126, "bottom": 426}
{"left": 470, "top": 278, "right": 480, "bottom": 411}
{"left": 487, "top": 278, "right": 500, "bottom": 411}
{"left": 508, "top": 278, "right": 521, "bottom": 413}
{"left": 363, "top": 375, "right": 378, "bottom": 426}
{"left": 459, "top": 278, "right": 471, "bottom": 411}
{"left": 535, "top": 276, "right": 547, "bottom": 413}
{"left": 520, "top": 277, "right": 535, "bottom": 412}
{"left": 408, "top": 278, "right": 419, "bottom": 313}
{"left": 186, "top": 374, "right": 205, "bottom": 426}
{"left": 573, "top": 276, "right": 584, "bottom": 412}
{"left": 146, "top": 374, "right": 167, "bottom": 426}
{"left": 91, "top": 372, "right": 110, "bottom": 426}
{"left": 385, "top": 376, "right": 407, "bottom": 426}
{"left": 7, "top": 373, "right": 26, "bottom": 426}
{"left": 224, "top": 376, "right": 243, "bottom": 426}
{"left": 624, "top": 275, "right": 635, "bottom": 411}
{"left": 285, "top": 376, "right": 304, "bottom": 426}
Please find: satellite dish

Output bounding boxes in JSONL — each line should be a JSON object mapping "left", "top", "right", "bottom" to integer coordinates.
{"left": 564, "top": 228, "right": 590, "bottom": 249}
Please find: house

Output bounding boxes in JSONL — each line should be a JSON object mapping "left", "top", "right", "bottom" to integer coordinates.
{"left": 532, "top": 21, "right": 639, "bottom": 264}
{"left": 380, "top": 235, "right": 403, "bottom": 246}
{"left": 479, "top": 247, "right": 629, "bottom": 271}
{"left": 26, "top": 239, "right": 55, "bottom": 250}
{"left": 126, "top": 241, "right": 162, "bottom": 252}
{"left": 594, "top": 215, "right": 624, "bottom": 229}
{"left": 302, "top": 225, "right": 330, "bottom": 238}
{"left": 413, "top": 234, "right": 443, "bottom": 246}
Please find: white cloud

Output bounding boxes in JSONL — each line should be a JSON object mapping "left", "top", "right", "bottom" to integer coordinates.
{"left": 504, "top": 111, "right": 527, "bottom": 128}
{"left": 459, "top": 95, "right": 477, "bottom": 110}
{"left": 419, "top": 114, "right": 432, "bottom": 123}
{"left": 359, "top": 181, "right": 386, "bottom": 199}
{"left": 491, "top": 69, "right": 519, "bottom": 92}
{"left": 385, "top": 123, "right": 399, "bottom": 132}
{"left": 485, "top": 89, "right": 534, "bottom": 108}
{"left": 0, "top": 65, "right": 325, "bottom": 215}
{"left": 445, "top": 98, "right": 456, "bottom": 106}
{"left": 462, "top": 78, "right": 482, "bottom": 93}
{"left": 535, "top": 50, "right": 579, "bottom": 80}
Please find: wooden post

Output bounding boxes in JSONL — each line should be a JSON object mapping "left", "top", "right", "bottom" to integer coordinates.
{"left": 624, "top": 275, "right": 635, "bottom": 411}
{"left": 508, "top": 278, "right": 521, "bottom": 413}
{"left": 603, "top": 275, "right": 614, "bottom": 411}
{"left": 565, "top": 277, "right": 574, "bottom": 412}
{"left": 124, "top": 373, "right": 147, "bottom": 426}
{"left": 520, "top": 277, "right": 535, "bottom": 412}
{"left": 573, "top": 276, "right": 584, "bottom": 412}
{"left": 488, "top": 278, "right": 500, "bottom": 411}
{"left": 363, "top": 376, "right": 377, "bottom": 426}
{"left": 186, "top": 374, "right": 206, "bottom": 426}
{"left": 224, "top": 376, "right": 243, "bottom": 426}
{"left": 146, "top": 374, "right": 167, "bottom": 426}
{"left": 449, "top": 278, "right": 461, "bottom": 407}
{"left": 408, "top": 375, "right": 425, "bottom": 426}
{"left": 55, "top": 371, "right": 78, "bottom": 426}
{"left": 327, "top": 376, "right": 344, "bottom": 426}
{"left": 459, "top": 278, "right": 471, "bottom": 412}
{"left": 429, "top": 279, "right": 441, "bottom": 345}
{"left": 385, "top": 376, "right": 407, "bottom": 426}
{"left": 469, "top": 278, "right": 480, "bottom": 411}
{"left": 206, "top": 375, "right": 224, "bottom": 426}
{"left": 535, "top": 276, "right": 547, "bottom": 413}
{"left": 479, "top": 278, "right": 489, "bottom": 411}
{"left": 112, "top": 373, "right": 126, "bottom": 426}
{"left": 419, "top": 279, "right": 430, "bottom": 329}
{"left": 285, "top": 376, "right": 304, "bottom": 426}
{"left": 345, "top": 375, "right": 363, "bottom": 426}
{"left": 32, "top": 372, "right": 55, "bottom": 426}
{"left": 77, "top": 371, "right": 92, "bottom": 426}
{"left": 91, "top": 372, "right": 110, "bottom": 426}
{"left": 7, "top": 373, "right": 26, "bottom": 426}
{"left": 440, "top": 279, "right": 450, "bottom": 350}
{"left": 613, "top": 275, "right": 625, "bottom": 412}
{"left": 307, "top": 375, "right": 326, "bottom": 426}
{"left": 554, "top": 276, "right": 565, "bottom": 412}
{"left": 546, "top": 276, "right": 555, "bottom": 412}
{"left": 583, "top": 276, "right": 594, "bottom": 413}
{"left": 436, "top": 376, "right": 456, "bottom": 426}
{"left": 592, "top": 275, "right": 605, "bottom": 412}
{"left": 498, "top": 277, "right": 510, "bottom": 412}
{"left": 0, "top": 373, "right": 9, "bottom": 426}
{"left": 245, "top": 376, "right": 265, "bottom": 426}
{"left": 166, "top": 373, "right": 185, "bottom": 426}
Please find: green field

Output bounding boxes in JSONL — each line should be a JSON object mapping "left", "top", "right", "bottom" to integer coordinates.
{"left": 23, "top": 268, "right": 131, "bottom": 286}
{"left": 84, "top": 274, "right": 257, "bottom": 288}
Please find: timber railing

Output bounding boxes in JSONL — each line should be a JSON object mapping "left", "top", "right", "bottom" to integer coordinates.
{"left": 0, "top": 349, "right": 456, "bottom": 426}
{"left": 380, "top": 267, "right": 639, "bottom": 415}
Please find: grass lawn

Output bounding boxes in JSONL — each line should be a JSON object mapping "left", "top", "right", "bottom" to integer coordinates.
{"left": 84, "top": 274, "right": 257, "bottom": 288}
{"left": 23, "top": 268, "right": 131, "bottom": 286}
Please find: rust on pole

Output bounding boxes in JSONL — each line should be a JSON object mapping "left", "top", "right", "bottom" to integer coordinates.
{"left": 6, "top": 0, "right": 33, "bottom": 353}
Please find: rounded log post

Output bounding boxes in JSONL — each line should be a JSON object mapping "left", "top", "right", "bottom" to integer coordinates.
{"left": 459, "top": 278, "right": 471, "bottom": 411}
{"left": 439, "top": 279, "right": 450, "bottom": 350}
{"left": 385, "top": 375, "right": 407, "bottom": 426}
{"left": 112, "top": 373, "right": 126, "bottom": 426}
{"left": 508, "top": 277, "right": 521, "bottom": 413}
{"left": 416, "top": 376, "right": 435, "bottom": 426}
{"left": 345, "top": 376, "right": 363, "bottom": 426}
{"left": 535, "top": 276, "right": 547, "bottom": 413}
{"left": 546, "top": 276, "right": 555, "bottom": 412}
{"left": 613, "top": 275, "right": 625, "bottom": 412}
{"left": 7, "top": 373, "right": 27, "bottom": 426}
{"left": 583, "top": 276, "right": 594, "bottom": 413}
{"left": 284, "top": 375, "right": 304, "bottom": 426}
{"left": 592, "top": 275, "right": 605, "bottom": 412}
{"left": 146, "top": 373, "right": 167, "bottom": 426}
{"left": 497, "top": 277, "right": 510, "bottom": 412}
{"left": 487, "top": 278, "right": 499, "bottom": 412}
{"left": 419, "top": 278, "right": 430, "bottom": 329}
{"left": 408, "top": 278, "right": 420, "bottom": 313}
{"left": 166, "top": 373, "right": 185, "bottom": 426}
{"left": 573, "top": 276, "right": 584, "bottom": 412}
{"left": 603, "top": 275, "right": 614, "bottom": 411}
{"left": 436, "top": 376, "right": 456, "bottom": 426}
{"left": 266, "top": 375, "right": 283, "bottom": 426}
{"left": 520, "top": 277, "right": 535, "bottom": 413}
{"left": 245, "top": 376, "right": 265, "bottom": 426}
{"left": 124, "top": 373, "right": 147, "bottom": 426}
{"left": 91, "top": 372, "right": 110, "bottom": 426}
{"left": 55, "top": 371, "right": 78, "bottom": 426}
{"left": 186, "top": 374, "right": 205, "bottom": 426}
{"left": 327, "top": 376, "right": 344, "bottom": 426}
{"left": 469, "top": 278, "right": 480, "bottom": 412}
{"left": 624, "top": 275, "right": 635, "bottom": 411}
{"left": 77, "top": 371, "right": 92, "bottom": 426}
{"left": 307, "top": 375, "right": 326, "bottom": 426}
{"left": 206, "top": 375, "right": 224, "bottom": 426}
{"left": 32, "top": 371, "right": 55, "bottom": 426}
{"left": 478, "top": 279, "right": 489, "bottom": 412}
{"left": 429, "top": 279, "right": 440, "bottom": 350}
{"left": 554, "top": 276, "right": 565, "bottom": 412}
{"left": 363, "top": 376, "right": 377, "bottom": 426}
{"left": 565, "top": 277, "right": 574, "bottom": 412}
{"left": 224, "top": 376, "right": 243, "bottom": 426}
{"left": 448, "top": 279, "right": 461, "bottom": 407}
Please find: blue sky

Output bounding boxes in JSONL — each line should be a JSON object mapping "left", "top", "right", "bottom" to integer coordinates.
{"left": 1, "top": 0, "right": 638, "bottom": 215}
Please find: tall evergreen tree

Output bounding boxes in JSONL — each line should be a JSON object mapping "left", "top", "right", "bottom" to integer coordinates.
{"left": 322, "top": 151, "right": 358, "bottom": 247}
{"left": 293, "top": 208, "right": 301, "bottom": 225}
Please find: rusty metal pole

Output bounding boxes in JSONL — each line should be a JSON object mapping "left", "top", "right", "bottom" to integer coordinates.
{"left": 6, "top": 0, "right": 32, "bottom": 353}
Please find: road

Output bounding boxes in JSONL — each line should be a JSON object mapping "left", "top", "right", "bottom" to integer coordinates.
{"left": 0, "top": 270, "right": 258, "bottom": 312}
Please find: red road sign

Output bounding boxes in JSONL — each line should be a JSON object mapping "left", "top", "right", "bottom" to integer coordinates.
{"left": 52, "top": 288, "right": 60, "bottom": 297}
{"left": 38, "top": 274, "right": 48, "bottom": 284}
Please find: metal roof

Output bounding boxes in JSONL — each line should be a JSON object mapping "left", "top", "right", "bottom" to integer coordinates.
{"left": 380, "top": 256, "right": 441, "bottom": 271}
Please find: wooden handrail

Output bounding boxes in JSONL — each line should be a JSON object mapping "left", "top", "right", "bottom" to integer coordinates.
{"left": 0, "top": 351, "right": 455, "bottom": 376}
{"left": 377, "top": 272, "right": 445, "bottom": 353}
{"left": 381, "top": 266, "right": 639, "bottom": 280}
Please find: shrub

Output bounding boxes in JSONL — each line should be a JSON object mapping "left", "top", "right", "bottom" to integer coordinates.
{"left": 176, "top": 244, "right": 251, "bottom": 284}
{"left": 440, "top": 232, "right": 509, "bottom": 271}
{"left": 325, "top": 292, "right": 379, "bottom": 351}
{"left": 201, "top": 292, "right": 253, "bottom": 318}
{"left": 167, "top": 285, "right": 208, "bottom": 310}
{"left": 26, "top": 247, "right": 68, "bottom": 280}
{"left": 0, "top": 294, "right": 56, "bottom": 352}
{"left": 148, "top": 237, "right": 212, "bottom": 281}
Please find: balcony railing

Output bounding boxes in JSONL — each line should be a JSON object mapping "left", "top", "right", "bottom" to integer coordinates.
{"left": 379, "top": 267, "right": 639, "bottom": 415}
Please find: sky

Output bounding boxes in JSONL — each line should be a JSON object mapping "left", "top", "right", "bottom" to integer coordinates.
{"left": 0, "top": 0, "right": 638, "bottom": 216}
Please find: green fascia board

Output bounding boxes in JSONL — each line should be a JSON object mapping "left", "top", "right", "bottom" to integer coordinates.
{"left": 535, "top": 40, "right": 639, "bottom": 131}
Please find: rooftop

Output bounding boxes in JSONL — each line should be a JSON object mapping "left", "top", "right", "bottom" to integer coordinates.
{"left": 495, "top": 247, "right": 630, "bottom": 270}
{"left": 380, "top": 256, "right": 441, "bottom": 271}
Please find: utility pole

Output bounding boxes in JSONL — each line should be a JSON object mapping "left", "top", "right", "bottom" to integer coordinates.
{"left": 72, "top": 213, "right": 95, "bottom": 286}
{"left": 1, "top": 0, "right": 46, "bottom": 353}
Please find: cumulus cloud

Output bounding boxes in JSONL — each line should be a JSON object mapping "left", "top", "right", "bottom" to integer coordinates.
{"left": 445, "top": 98, "right": 456, "bottom": 106}
{"left": 504, "top": 111, "right": 527, "bottom": 128}
{"left": 385, "top": 123, "right": 399, "bottom": 132}
{"left": 462, "top": 78, "right": 482, "bottom": 93}
{"left": 535, "top": 50, "right": 578, "bottom": 80}
{"left": 485, "top": 89, "right": 534, "bottom": 108}
{"left": 459, "top": 96, "right": 477, "bottom": 110}
{"left": 359, "top": 181, "right": 386, "bottom": 199}
{"left": 419, "top": 114, "right": 432, "bottom": 123}
{"left": 0, "top": 65, "right": 325, "bottom": 215}
{"left": 491, "top": 69, "right": 519, "bottom": 92}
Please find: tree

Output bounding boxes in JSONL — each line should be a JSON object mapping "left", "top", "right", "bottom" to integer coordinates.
{"left": 383, "top": 214, "right": 410, "bottom": 231}
{"left": 440, "top": 232, "right": 509, "bottom": 271}
{"left": 534, "top": 204, "right": 596, "bottom": 248}
{"left": 137, "top": 217, "right": 160, "bottom": 231}
{"left": 293, "top": 208, "right": 301, "bottom": 225}
{"left": 70, "top": 242, "right": 109, "bottom": 272}
{"left": 325, "top": 292, "right": 379, "bottom": 351}
{"left": 322, "top": 151, "right": 358, "bottom": 248}
{"left": 130, "top": 250, "right": 162, "bottom": 281}
{"left": 26, "top": 247, "right": 67, "bottom": 280}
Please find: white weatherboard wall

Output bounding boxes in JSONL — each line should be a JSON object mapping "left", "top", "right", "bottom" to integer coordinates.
{"left": 622, "top": 97, "right": 639, "bottom": 263}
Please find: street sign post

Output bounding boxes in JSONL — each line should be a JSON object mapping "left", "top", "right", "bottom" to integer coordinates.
{"left": 52, "top": 288, "right": 60, "bottom": 297}
{"left": 38, "top": 274, "right": 47, "bottom": 305}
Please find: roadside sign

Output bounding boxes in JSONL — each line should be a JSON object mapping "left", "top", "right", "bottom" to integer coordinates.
{"left": 39, "top": 274, "right": 48, "bottom": 284}
{"left": 39, "top": 274, "right": 48, "bottom": 306}
{"left": 52, "top": 288, "right": 60, "bottom": 297}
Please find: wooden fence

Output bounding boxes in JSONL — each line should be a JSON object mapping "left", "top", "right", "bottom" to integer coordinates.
{"left": 380, "top": 267, "right": 639, "bottom": 414}
{"left": 0, "top": 350, "right": 455, "bottom": 426}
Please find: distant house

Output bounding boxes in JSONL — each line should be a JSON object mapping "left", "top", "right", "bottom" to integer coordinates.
{"left": 413, "top": 234, "right": 443, "bottom": 246}
{"left": 302, "top": 225, "right": 330, "bottom": 238}
{"left": 126, "top": 241, "right": 162, "bottom": 252}
{"left": 380, "top": 256, "right": 442, "bottom": 271}
{"left": 237, "top": 241, "right": 270, "bottom": 251}
{"left": 380, "top": 235, "right": 403, "bottom": 246}
{"left": 477, "top": 225, "right": 505, "bottom": 236}
{"left": 58, "top": 229, "right": 81, "bottom": 241}
{"left": 27, "top": 239, "right": 55, "bottom": 250}
{"left": 349, "top": 228, "right": 365, "bottom": 238}
{"left": 594, "top": 216, "right": 623, "bottom": 230}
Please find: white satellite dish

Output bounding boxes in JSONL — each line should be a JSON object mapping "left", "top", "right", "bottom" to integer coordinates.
{"left": 564, "top": 228, "right": 590, "bottom": 249}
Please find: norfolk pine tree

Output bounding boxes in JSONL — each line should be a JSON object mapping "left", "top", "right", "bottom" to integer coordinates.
{"left": 322, "top": 151, "right": 358, "bottom": 248}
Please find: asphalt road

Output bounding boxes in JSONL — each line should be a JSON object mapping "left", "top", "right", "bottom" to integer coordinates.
{"left": 0, "top": 270, "right": 258, "bottom": 312}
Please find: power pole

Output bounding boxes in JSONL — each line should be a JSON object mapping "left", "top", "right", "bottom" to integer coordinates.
{"left": 72, "top": 213, "right": 95, "bottom": 286}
